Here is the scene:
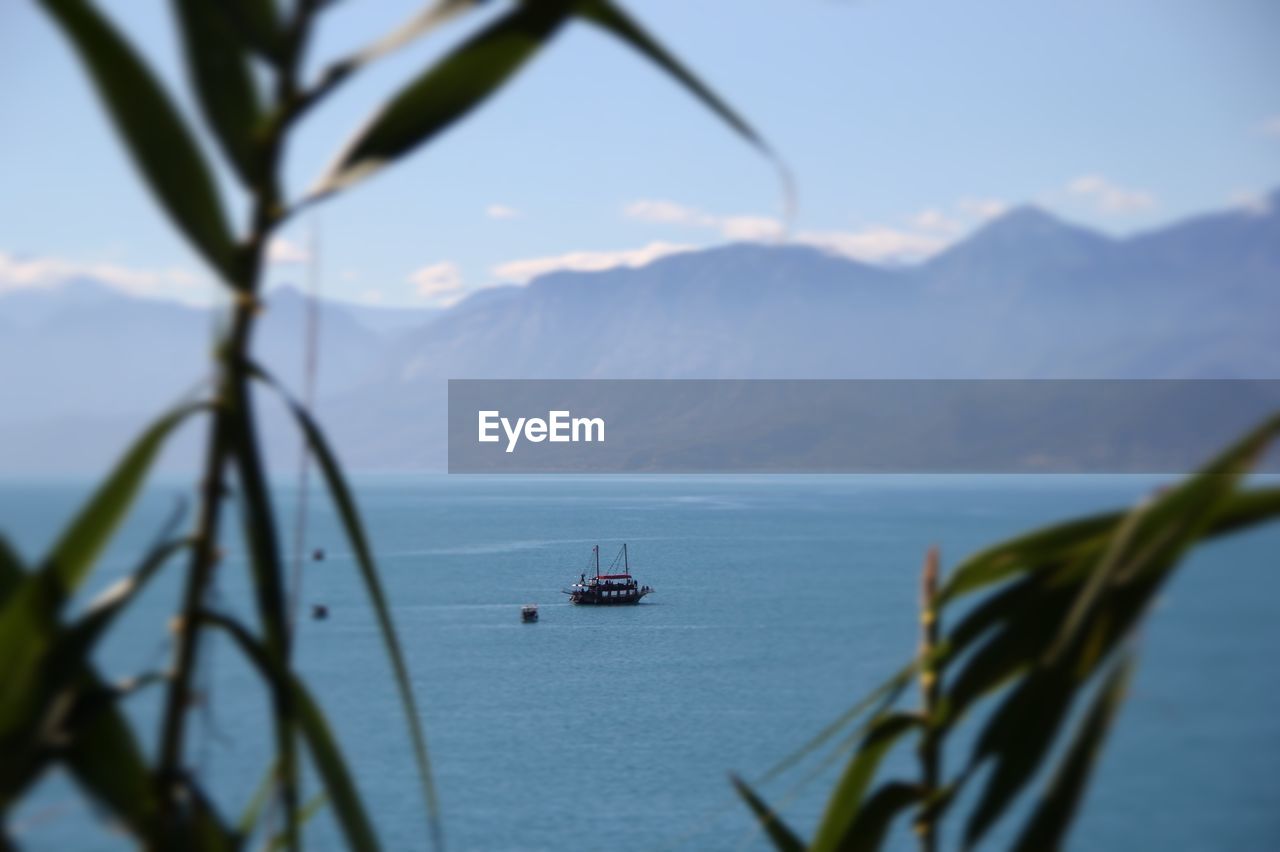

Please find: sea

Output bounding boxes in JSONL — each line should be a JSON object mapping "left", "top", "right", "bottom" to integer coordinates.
{"left": 2, "top": 474, "right": 1277, "bottom": 851}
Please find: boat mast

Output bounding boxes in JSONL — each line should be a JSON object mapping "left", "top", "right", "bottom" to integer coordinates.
{"left": 624, "top": 543, "right": 629, "bottom": 575}
{"left": 594, "top": 545, "right": 600, "bottom": 578}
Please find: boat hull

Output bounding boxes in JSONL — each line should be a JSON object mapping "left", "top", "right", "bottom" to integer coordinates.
{"left": 566, "top": 588, "right": 652, "bottom": 605}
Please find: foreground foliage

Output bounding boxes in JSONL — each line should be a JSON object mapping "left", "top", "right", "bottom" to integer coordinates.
{"left": 3, "top": 1, "right": 771, "bottom": 848}
{"left": 736, "top": 415, "right": 1280, "bottom": 850}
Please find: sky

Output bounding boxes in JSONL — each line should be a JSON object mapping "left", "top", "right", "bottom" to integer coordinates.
{"left": 1, "top": 0, "right": 1278, "bottom": 307}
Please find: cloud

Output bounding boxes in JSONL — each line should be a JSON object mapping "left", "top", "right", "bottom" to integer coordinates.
{"left": 796, "top": 228, "right": 948, "bottom": 263}
{"left": 1227, "top": 189, "right": 1272, "bottom": 216}
{"left": 623, "top": 199, "right": 783, "bottom": 242}
{"left": 1066, "top": 175, "right": 1156, "bottom": 214}
{"left": 267, "top": 236, "right": 309, "bottom": 264}
{"left": 486, "top": 203, "right": 521, "bottom": 220}
{"left": 1262, "top": 116, "right": 1280, "bottom": 139}
{"left": 956, "top": 197, "right": 1009, "bottom": 221}
{"left": 493, "top": 241, "right": 696, "bottom": 283}
{"left": 408, "top": 261, "right": 465, "bottom": 305}
{"left": 0, "top": 250, "right": 206, "bottom": 301}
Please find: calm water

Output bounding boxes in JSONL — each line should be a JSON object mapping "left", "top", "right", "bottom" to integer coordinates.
{"left": 3, "top": 475, "right": 1278, "bottom": 850}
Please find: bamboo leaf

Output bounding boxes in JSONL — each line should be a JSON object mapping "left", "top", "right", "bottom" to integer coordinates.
{"left": 36, "top": 0, "right": 239, "bottom": 283}
{"left": 312, "top": 0, "right": 575, "bottom": 198}
{"left": 731, "top": 775, "right": 803, "bottom": 852}
{"left": 266, "top": 793, "right": 328, "bottom": 852}
{"left": 811, "top": 712, "right": 922, "bottom": 852}
{"left": 225, "top": 377, "right": 299, "bottom": 847}
{"left": 253, "top": 365, "right": 442, "bottom": 849}
{"left": 62, "top": 686, "right": 161, "bottom": 840}
{"left": 758, "top": 659, "right": 917, "bottom": 786}
{"left": 171, "top": 0, "right": 264, "bottom": 184}
{"left": 42, "top": 401, "right": 205, "bottom": 596}
{"left": 1011, "top": 656, "right": 1135, "bottom": 852}
{"left": 0, "top": 535, "right": 24, "bottom": 600}
{"left": 204, "top": 612, "right": 380, "bottom": 852}
{"left": 840, "top": 781, "right": 924, "bottom": 852}
{"left": 223, "top": 0, "right": 284, "bottom": 62}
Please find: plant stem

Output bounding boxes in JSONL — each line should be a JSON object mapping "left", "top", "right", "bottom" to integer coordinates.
{"left": 917, "top": 546, "right": 941, "bottom": 852}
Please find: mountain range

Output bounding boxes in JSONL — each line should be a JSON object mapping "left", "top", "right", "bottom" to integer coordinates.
{"left": 1, "top": 190, "right": 1277, "bottom": 473}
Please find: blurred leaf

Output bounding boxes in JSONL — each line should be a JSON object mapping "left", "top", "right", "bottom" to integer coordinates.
{"left": 205, "top": 612, "right": 380, "bottom": 852}
{"left": 312, "top": 0, "right": 575, "bottom": 197}
{"left": 62, "top": 685, "right": 161, "bottom": 840}
{"left": 37, "top": 0, "right": 238, "bottom": 283}
{"left": 266, "top": 793, "right": 328, "bottom": 852}
{"left": 731, "top": 775, "right": 803, "bottom": 852}
{"left": 254, "top": 365, "right": 442, "bottom": 849}
{"left": 44, "top": 538, "right": 193, "bottom": 703}
{"left": 0, "top": 404, "right": 202, "bottom": 732}
{"left": 237, "top": 759, "right": 279, "bottom": 839}
{"left": 0, "top": 535, "right": 24, "bottom": 599}
{"left": 1011, "top": 656, "right": 1134, "bottom": 852}
{"left": 41, "top": 401, "right": 204, "bottom": 597}
{"left": 811, "top": 712, "right": 922, "bottom": 852}
{"left": 325, "top": 0, "right": 481, "bottom": 77}
{"left": 171, "top": 0, "right": 264, "bottom": 184}
{"left": 225, "top": 379, "right": 299, "bottom": 847}
{"left": 222, "top": 0, "right": 284, "bottom": 62}
{"left": 940, "top": 511, "right": 1120, "bottom": 603}
{"left": 840, "top": 781, "right": 923, "bottom": 852}
{"left": 758, "top": 659, "right": 917, "bottom": 785}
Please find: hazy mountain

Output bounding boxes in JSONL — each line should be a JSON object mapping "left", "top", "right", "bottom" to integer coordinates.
{"left": 2, "top": 191, "right": 1277, "bottom": 472}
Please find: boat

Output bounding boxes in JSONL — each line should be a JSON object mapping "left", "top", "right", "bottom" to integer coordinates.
{"left": 521, "top": 604, "right": 539, "bottom": 622}
{"left": 564, "top": 544, "right": 653, "bottom": 605}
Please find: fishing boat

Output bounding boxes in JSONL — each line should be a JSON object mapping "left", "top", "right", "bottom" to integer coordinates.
{"left": 564, "top": 544, "right": 653, "bottom": 605}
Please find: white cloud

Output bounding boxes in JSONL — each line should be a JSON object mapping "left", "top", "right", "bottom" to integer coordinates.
{"left": 623, "top": 199, "right": 783, "bottom": 242}
{"left": 796, "top": 228, "right": 948, "bottom": 263}
{"left": 956, "top": 197, "right": 1009, "bottom": 221}
{"left": 1227, "top": 189, "right": 1272, "bottom": 216}
{"left": 1066, "top": 175, "right": 1156, "bottom": 214}
{"left": 909, "top": 208, "right": 962, "bottom": 234}
{"left": 623, "top": 199, "right": 713, "bottom": 227}
{"left": 1261, "top": 116, "right": 1280, "bottom": 139}
{"left": 493, "top": 241, "right": 696, "bottom": 284}
{"left": 408, "top": 261, "right": 465, "bottom": 305}
{"left": 267, "top": 236, "right": 309, "bottom": 264}
{"left": 719, "top": 215, "right": 785, "bottom": 240}
{"left": 486, "top": 203, "right": 521, "bottom": 220}
{"left": 0, "top": 250, "right": 206, "bottom": 302}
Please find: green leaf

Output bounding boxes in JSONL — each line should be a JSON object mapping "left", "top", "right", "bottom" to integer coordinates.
{"left": 266, "top": 793, "right": 328, "bottom": 852}
{"left": 37, "top": 0, "right": 239, "bottom": 283}
{"left": 0, "top": 404, "right": 202, "bottom": 731}
{"left": 171, "top": 0, "right": 264, "bottom": 184}
{"left": 225, "top": 376, "right": 299, "bottom": 847}
{"left": 205, "top": 612, "right": 380, "bottom": 852}
{"left": 253, "top": 365, "right": 442, "bottom": 849}
{"left": 222, "top": 0, "right": 284, "bottom": 62}
{"left": 42, "top": 401, "right": 205, "bottom": 596}
{"left": 312, "top": 0, "right": 575, "bottom": 198}
{"left": 731, "top": 775, "right": 803, "bottom": 852}
{"left": 0, "top": 535, "right": 24, "bottom": 600}
{"left": 811, "top": 712, "right": 922, "bottom": 852}
{"left": 237, "top": 759, "right": 279, "bottom": 839}
{"left": 62, "top": 685, "right": 161, "bottom": 840}
{"left": 1011, "top": 656, "right": 1135, "bottom": 852}
{"left": 758, "top": 659, "right": 917, "bottom": 785}
{"left": 839, "top": 781, "right": 924, "bottom": 852}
